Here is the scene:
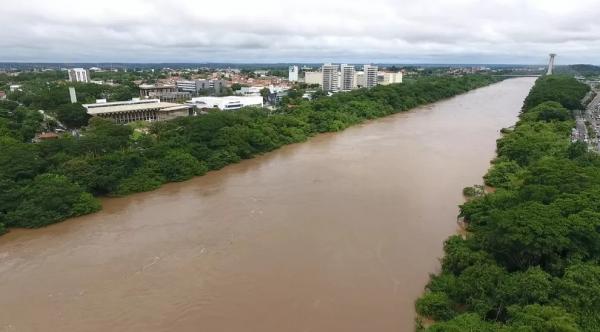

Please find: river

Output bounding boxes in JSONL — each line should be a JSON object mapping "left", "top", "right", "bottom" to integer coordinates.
{"left": 0, "top": 77, "right": 535, "bottom": 332}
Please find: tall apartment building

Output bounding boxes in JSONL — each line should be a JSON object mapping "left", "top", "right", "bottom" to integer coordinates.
{"left": 303, "top": 71, "right": 323, "bottom": 85}
{"left": 288, "top": 65, "right": 299, "bottom": 82}
{"left": 68, "top": 68, "right": 90, "bottom": 83}
{"left": 322, "top": 63, "right": 339, "bottom": 91}
{"left": 339, "top": 64, "right": 355, "bottom": 91}
{"left": 355, "top": 71, "right": 365, "bottom": 88}
{"left": 363, "top": 65, "right": 378, "bottom": 88}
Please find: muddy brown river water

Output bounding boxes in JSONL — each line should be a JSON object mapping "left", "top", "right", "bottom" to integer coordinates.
{"left": 0, "top": 77, "right": 536, "bottom": 332}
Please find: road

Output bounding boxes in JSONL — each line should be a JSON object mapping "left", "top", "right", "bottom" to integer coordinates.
{"left": 573, "top": 87, "right": 600, "bottom": 152}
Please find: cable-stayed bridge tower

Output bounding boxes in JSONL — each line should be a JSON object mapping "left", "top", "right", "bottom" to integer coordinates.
{"left": 547, "top": 53, "right": 556, "bottom": 75}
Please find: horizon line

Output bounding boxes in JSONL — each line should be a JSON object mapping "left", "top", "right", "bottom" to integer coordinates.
{"left": 0, "top": 61, "right": 573, "bottom": 66}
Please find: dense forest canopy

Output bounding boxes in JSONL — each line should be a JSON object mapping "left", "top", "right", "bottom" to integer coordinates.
{"left": 416, "top": 75, "right": 600, "bottom": 331}
{"left": 0, "top": 74, "right": 499, "bottom": 234}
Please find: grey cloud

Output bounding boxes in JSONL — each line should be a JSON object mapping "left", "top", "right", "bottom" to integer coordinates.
{"left": 1, "top": 0, "right": 599, "bottom": 63}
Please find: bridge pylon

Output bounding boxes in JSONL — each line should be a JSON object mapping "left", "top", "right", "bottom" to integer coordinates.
{"left": 547, "top": 53, "right": 556, "bottom": 75}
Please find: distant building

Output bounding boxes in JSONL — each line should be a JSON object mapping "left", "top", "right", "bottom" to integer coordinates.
{"left": 303, "top": 64, "right": 382, "bottom": 90}
{"left": 0, "top": 91, "right": 6, "bottom": 100}
{"left": 68, "top": 68, "right": 90, "bottom": 83}
{"left": 83, "top": 98, "right": 192, "bottom": 124}
{"left": 139, "top": 84, "right": 177, "bottom": 98}
{"left": 253, "top": 70, "right": 269, "bottom": 77}
{"left": 157, "top": 92, "right": 192, "bottom": 103}
{"left": 267, "top": 90, "right": 288, "bottom": 106}
{"left": 205, "top": 79, "right": 226, "bottom": 94}
{"left": 303, "top": 71, "right": 323, "bottom": 85}
{"left": 322, "top": 63, "right": 339, "bottom": 91}
{"left": 340, "top": 64, "right": 355, "bottom": 91}
{"left": 379, "top": 71, "right": 403, "bottom": 85}
{"left": 9, "top": 84, "right": 22, "bottom": 92}
{"left": 237, "top": 86, "right": 287, "bottom": 97}
{"left": 138, "top": 83, "right": 191, "bottom": 102}
{"left": 175, "top": 80, "right": 197, "bottom": 93}
{"left": 158, "top": 92, "right": 192, "bottom": 103}
{"left": 363, "top": 65, "right": 378, "bottom": 88}
{"left": 288, "top": 65, "right": 299, "bottom": 82}
{"left": 237, "top": 86, "right": 262, "bottom": 96}
{"left": 352, "top": 71, "right": 364, "bottom": 88}
{"left": 189, "top": 96, "right": 263, "bottom": 111}
{"left": 176, "top": 79, "right": 227, "bottom": 95}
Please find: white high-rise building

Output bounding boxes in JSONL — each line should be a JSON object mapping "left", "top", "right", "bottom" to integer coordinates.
{"left": 288, "top": 65, "right": 299, "bottom": 82}
{"left": 363, "top": 65, "right": 378, "bottom": 88}
{"left": 304, "top": 71, "right": 323, "bottom": 85}
{"left": 339, "top": 64, "right": 355, "bottom": 91}
{"left": 355, "top": 71, "right": 365, "bottom": 88}
{"left": 68, "top": 68, "right": 90, "bottom": 83}
{"left": 322, "top": 63, "right": 339, "bottom": 91}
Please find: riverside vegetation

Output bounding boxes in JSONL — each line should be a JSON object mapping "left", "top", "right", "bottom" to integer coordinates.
{"left": 415, "top": 75, "right": 600, "bottom": 331}
{"left": 0, "top": 75, "right": 498, "bottom": 234}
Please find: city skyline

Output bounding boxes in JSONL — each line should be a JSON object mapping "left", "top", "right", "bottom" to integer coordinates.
{"left": 2, "top": 0, "right": 600, "bottom": 64}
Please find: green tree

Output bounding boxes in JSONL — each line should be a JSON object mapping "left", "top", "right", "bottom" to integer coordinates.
{"left": 260, "top": 87, "right": 271, "bottom": 100}
{"left": 4, "top": 174, "right": 101, "bottom": 228}
{"left": 418, "top": 73, "right": 600, "bottom": 332}
{"left": 507, "top": 305, "right": 579, "bottom": 332}
{"left": 0, "top": 137, "right": 43, "bottom": 181}
{"left": 416, "top": 291, "right": 456, "bottom": 321}
{"left": 425, "top": 313, "right": 502, "bottom": 332}
{"left": 160, "top": 150, "right": 207, "bottom": 182}
{"left": 54, "top": 102, "right": 89, "bottom": 128}
{"left": 116, "top": 163, "right": 165, "bottom": 195}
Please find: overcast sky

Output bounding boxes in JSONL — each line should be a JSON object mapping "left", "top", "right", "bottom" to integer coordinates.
{"left": 1, "top": 0, "right": 599, "bottom": 64}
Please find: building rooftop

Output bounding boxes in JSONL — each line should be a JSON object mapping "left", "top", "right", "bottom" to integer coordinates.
{"left": 190, "top": 96, "right": 263, "bottom": 103}
{"left": 189, "top": 96, "right": 263, "bottom": 110}
{"left": 84, "top": 99, "right": 159, "bottom": 108}
{"left": 139, "top": 84, "right": 175, "bottom": 89}
{"left": 36, "top": 132, "right": 59, "bottom": 140}
{"left": 85, "top": 101, "right": 188, "bottom": 115}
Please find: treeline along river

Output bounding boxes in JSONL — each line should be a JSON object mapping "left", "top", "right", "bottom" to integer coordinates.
{"left": 417, "top": 76, "right": 600, "bottom": 331}
{"left": 0, "top": 77, "right": 535, "bottom": 331}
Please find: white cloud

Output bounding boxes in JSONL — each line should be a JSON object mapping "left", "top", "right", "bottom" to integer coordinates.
{"left": 1, "top": 0, "right": 599, "bottom": 63}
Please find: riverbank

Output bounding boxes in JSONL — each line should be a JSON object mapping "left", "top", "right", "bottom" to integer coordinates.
{"left": 416, "top": 75, "right": 599, "bottom": 331}
{"left": 0, "top": 75, "right": 501, "bottom": 234}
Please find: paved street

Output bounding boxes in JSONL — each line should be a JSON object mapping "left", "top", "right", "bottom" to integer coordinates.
{"left": 573, "top": 84, "right": 600, "bottom": 152}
